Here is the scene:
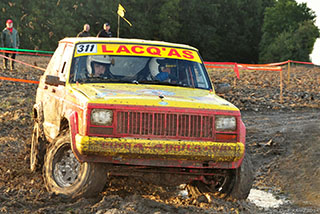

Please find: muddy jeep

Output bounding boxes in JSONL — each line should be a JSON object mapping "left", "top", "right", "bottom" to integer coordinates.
{"left": 31, "top": 38, "right": 253, "bottom": 199}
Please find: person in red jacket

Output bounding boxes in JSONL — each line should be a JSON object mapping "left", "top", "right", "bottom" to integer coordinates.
{"left": 1, "top": 19, "right": 20, "bottom": 70}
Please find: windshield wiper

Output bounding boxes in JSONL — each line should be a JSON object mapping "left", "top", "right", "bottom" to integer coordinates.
{"left": 132, "top": 80, "right": 139, "bottom": 84}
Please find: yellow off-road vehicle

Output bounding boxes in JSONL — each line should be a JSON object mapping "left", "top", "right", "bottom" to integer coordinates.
{"left": 30, "top": 37, "right": 253, "bottom": 199}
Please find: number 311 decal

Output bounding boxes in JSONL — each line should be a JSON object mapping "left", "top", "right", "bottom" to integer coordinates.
{"left": 76, "top": 44, "right": 97, "bottom": 54}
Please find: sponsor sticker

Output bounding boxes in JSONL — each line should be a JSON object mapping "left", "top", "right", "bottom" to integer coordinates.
{"left": 75, "top": 43, "right": 201, "bottom": 63}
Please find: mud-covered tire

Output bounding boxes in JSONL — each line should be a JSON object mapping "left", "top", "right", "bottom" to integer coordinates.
{"left": 43, "top": 132, "right": 107, "bottom": 199}
{"left": 228, "top": 152, "right": 254, "bottom": 200}
{"left": 30, "top": 122, "right": 46, "bottom": 172}
{"left": 187, "top": 153, "right": 254, "bottom": 200}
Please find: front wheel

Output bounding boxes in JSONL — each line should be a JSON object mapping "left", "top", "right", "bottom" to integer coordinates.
{"left": 228, "top": 152, "right": 254, "bottom": 199}
{"left": 187, "top": 153, "right": 254, "bottom": 200}
{"left": 43, "top": 132, "right": 107, "bottom": 199}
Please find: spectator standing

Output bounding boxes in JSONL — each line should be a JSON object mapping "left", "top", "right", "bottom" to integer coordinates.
{"left": 77, "top": 24, "right": 91, "bottom": 37}
{"left": 1, "top": 19, "right": 19, "bottom": 70}
{"left": 97, "top": 22, "right": 112, "bottom": 37}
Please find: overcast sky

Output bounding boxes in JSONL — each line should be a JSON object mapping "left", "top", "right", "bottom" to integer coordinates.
{"left": 295, "top": 0, "right": 320, "bottom": 65}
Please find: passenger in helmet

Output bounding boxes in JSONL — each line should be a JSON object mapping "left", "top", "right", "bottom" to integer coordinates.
{"left": 148, "top": 57, "right": 162, "bottom": 78}
{"left": 149, "top": 58, "right": 177, "bottom": 82}
{"left": 86, "top": 55, "right": 113, "bottom": 78}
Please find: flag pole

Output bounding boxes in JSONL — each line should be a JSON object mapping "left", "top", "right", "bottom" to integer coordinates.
{"left": 117, "top": 14, "right": 120, "bottom": 38}
{"left": 117, "top": 3, "right": 132, "bottom": 37}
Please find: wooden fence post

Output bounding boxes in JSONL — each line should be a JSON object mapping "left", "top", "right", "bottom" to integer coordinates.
{"left": 287, "top": 60, "right": 291, "bottom": 85}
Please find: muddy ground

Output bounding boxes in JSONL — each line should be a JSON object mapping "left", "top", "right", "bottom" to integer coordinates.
{"left": 0, "top": 56, "right": 319, "bottom": 213}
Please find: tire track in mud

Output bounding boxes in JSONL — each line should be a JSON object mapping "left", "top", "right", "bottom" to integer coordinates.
{"left": 243, "top": 110, "right": 320, "bottom": 212}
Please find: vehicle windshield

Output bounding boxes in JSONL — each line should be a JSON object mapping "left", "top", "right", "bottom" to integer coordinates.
{"left": 69, "top": 44, "right": 212, "bottom": 90}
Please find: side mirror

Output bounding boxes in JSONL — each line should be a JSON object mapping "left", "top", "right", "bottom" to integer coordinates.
{"left": 215, "top": 83, "right": 231, "bottom": 94}
{"left": 45, "top": 75, "right": 66, "bottom": 86}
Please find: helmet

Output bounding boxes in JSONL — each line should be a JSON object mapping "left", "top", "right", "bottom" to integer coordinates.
{"left": 150, "top": 58, "right": 178, "bottom": 73}
{"left": 149, "top": 58, "right": 168, "bottom": 77}
{"left": 86, "top": 55, "right": 111, "bottom": 75}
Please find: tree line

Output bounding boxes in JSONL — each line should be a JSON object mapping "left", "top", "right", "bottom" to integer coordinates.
{"left": 0, "top": 0, "right": 318, "bottom": 63}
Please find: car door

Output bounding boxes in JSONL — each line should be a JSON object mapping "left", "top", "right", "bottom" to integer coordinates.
{"left": 42, "top": 42, "right": 73, "bottom": 140}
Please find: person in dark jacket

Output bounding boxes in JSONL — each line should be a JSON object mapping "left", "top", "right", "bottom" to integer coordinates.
{"left": 97, "top": 22, "right": 112, "bottom": 37}
{"left": 1, "top": 19, "right": 20, "bottom": 70}
{"left": 77, "top": 24, "right": 91, "bottom": 37}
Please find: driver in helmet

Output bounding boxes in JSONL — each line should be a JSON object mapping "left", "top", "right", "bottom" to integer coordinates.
{"left": 149, "top": 58, "right": 177, "bottom": 82}
{"left": 86, "top": 55, "right": 113, "bottom": 78}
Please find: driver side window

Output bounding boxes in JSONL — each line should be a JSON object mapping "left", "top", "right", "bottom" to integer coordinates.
{"left": 70, "top": 56, "right": 88, "bottom": 83}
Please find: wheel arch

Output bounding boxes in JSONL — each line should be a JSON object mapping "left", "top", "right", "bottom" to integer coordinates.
{"left": 60, "top": 117, "right": 70, "bottom": 133}
{"left": 67, "top": 111, "right": 84, "bottom": 162}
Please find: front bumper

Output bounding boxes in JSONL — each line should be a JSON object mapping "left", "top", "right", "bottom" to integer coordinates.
{"left": 75, "top": 134, "right": 244, "bottom": 163}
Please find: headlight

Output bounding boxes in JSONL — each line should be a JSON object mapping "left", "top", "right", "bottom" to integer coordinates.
{"left": 91, "top": 109, "right": 113, "bottom": 126}
{"left": 215, "top": 116, "right": 236, "bottom": 131}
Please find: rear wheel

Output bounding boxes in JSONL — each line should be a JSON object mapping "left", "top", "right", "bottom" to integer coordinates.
{"left": 187, "top": 153, "right": 254, "bottom": 200}
{"left": 30, "top": 122, "right": 46, "bottom": 172}
{"left": 43, "top": 132, "right": 107, "bottom": 199}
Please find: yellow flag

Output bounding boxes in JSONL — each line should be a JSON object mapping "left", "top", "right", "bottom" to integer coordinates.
{"left": 117, "top": 4, "right": 132, "bottom": 26}
{"left": 117, "top": 4, "right": 125, "bottom": 18}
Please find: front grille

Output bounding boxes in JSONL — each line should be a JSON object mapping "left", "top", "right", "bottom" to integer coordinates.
{"left": 117, "top": 111, "right": 214, "bottom": 139}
